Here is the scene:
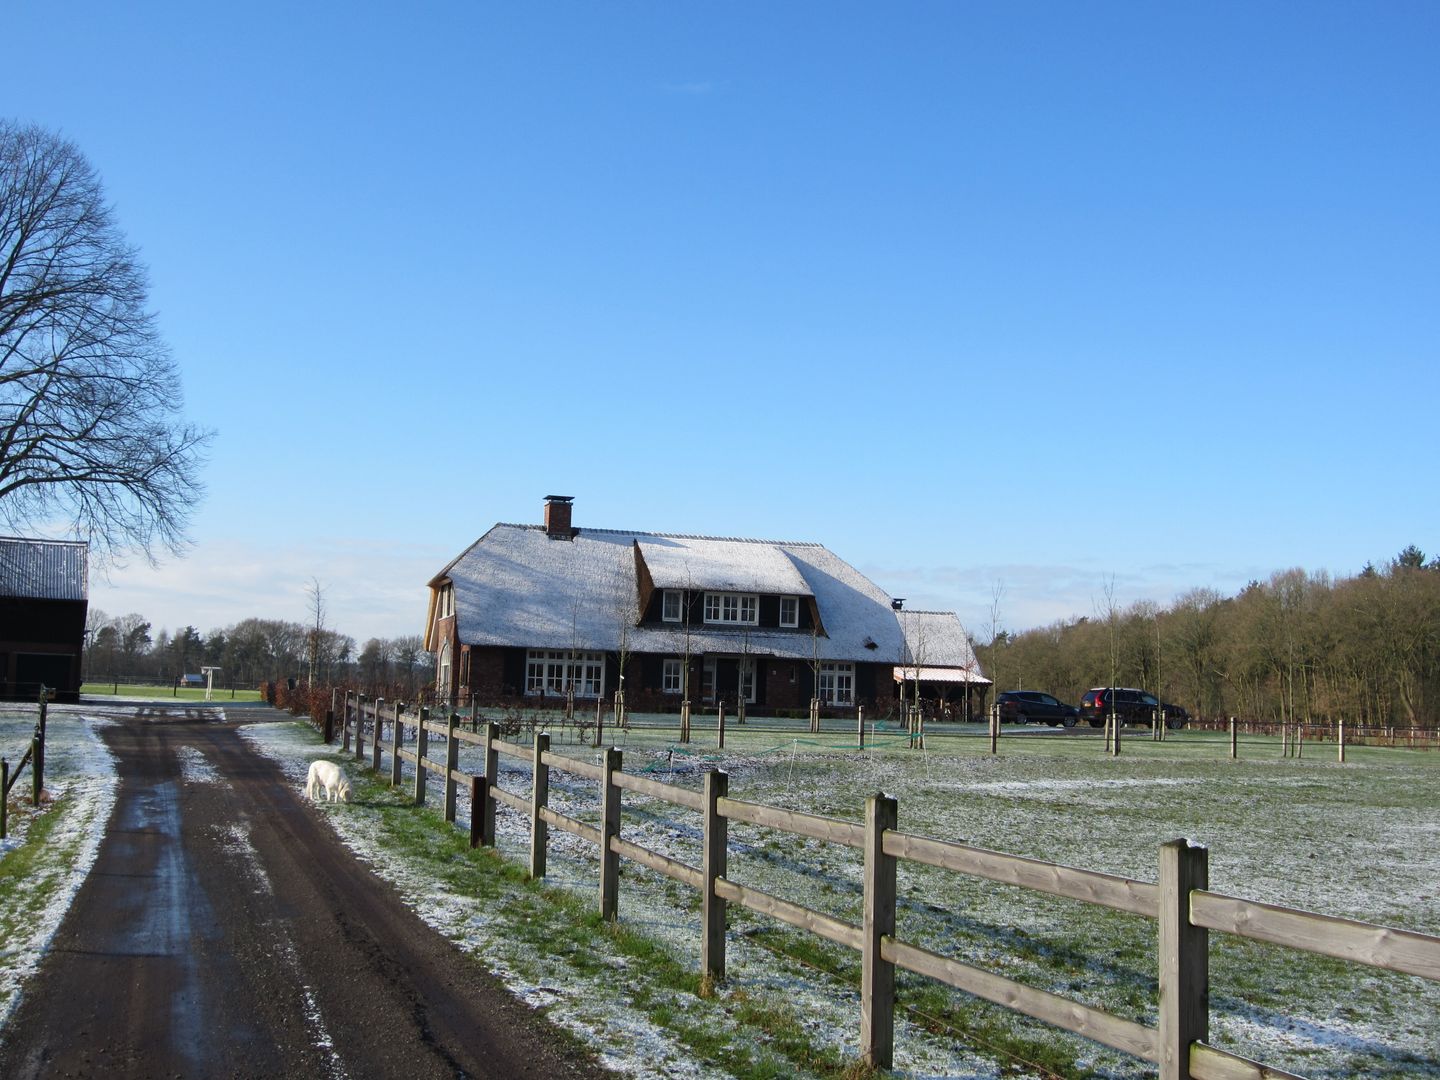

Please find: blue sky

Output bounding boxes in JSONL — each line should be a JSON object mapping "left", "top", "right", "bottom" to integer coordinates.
{"left": 6, "top": 2, "right": 1437, "bottom": 645}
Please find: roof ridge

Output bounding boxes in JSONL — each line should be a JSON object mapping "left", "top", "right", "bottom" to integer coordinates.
{"left": 0, "top": 536, "right": 89, "bottom": 547}
{"left": 494, "top": 522, "right": 823, "bottom": 548}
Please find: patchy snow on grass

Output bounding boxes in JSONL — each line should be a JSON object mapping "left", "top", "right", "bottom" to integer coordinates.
{"left": 242, "top": 720, "right": 1440, "bottom": 1078}
{"left": 0, "top": 705, "right": 119, "bottom": 1028}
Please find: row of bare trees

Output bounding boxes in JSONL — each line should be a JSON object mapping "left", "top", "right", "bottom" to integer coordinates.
{"left": 83, "top": 609, "right": 431, "bottom": 694}
{"left": 988, "top": 547, "right": 1440, "bottom": 728}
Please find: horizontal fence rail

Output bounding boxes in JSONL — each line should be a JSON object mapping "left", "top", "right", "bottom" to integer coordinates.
{"left": 334, "top": 691, "right": 1439, "bottom": 1078}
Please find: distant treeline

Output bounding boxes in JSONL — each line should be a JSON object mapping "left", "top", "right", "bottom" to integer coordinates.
{"left": 986, "top": 546, "right": 1440, "bottom": 728}
{"left": 83, "top": 612, "right": 435, "bottom": 695}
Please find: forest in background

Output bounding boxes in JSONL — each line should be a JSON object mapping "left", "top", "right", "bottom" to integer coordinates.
{"left": 81, "top": 610, "right": 434, "bottom": 696}
{"left": 986, "top": 546, "right": 1440, "bottom": 728}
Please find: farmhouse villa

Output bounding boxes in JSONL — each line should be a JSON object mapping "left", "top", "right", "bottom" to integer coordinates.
{"left": 424, "top": 497, "right": 988, "bottom": 717}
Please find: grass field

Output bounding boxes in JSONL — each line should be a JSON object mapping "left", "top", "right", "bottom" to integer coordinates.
{"left": 302, "top": 711, "right": 1440, "bottom": 1078}
{"left": 6, "top": 702, "right": 1436, "bottom": 1077}
{"left": 78, "top": 682, "right": 260, "bottom": 702}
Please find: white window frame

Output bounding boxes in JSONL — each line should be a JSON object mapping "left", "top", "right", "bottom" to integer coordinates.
{"left": 818, "top": 661, "right": 854, "bottom": 706}
{"left": 524, "top": 649, "right": 605, "bottom": 698}
{"left": 779, "top": 596, "right": 799, "bottom": 628}
{"left": 662, "top": 658, "right": 683, "bottom": 694}
{"left": 701, "top": 656, "right": 756, "bottom": 703}
{"left": 703, "top": 591, "right": 758, "bottom": 625}
{"left": 662, "top": 590, "right": 683, "bottom": 623}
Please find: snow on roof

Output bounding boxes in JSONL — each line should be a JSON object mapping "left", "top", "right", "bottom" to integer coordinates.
{"left": 894, "top": 666, "right": 992, "bottom": 685}
{"left": 440, "top": 523, "right": 906, "bottom": 662}
{"left": 637, "top": 536, "right": 813, "bottom": 596}
{"left": 896, "top": 610, "right": 985, "bottom": 674}
{"left": 0, "top": 537, "right": 88, "bottom": 601}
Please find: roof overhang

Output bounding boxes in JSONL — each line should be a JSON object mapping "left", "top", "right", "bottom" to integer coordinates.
{"left": 894, "top": 666, "right": 992, "bottom": 685}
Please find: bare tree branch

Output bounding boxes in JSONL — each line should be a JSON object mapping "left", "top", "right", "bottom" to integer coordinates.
{"left": 0, "top": 120, "right": 212, "bottom": 563}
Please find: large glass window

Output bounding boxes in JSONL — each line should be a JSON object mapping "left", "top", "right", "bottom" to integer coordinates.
{"left": 525, "top": 650, "right": 605, "bottom": 697}
{"left": 818, "top": 661, "right": 854, "bottom": 705}
{"left": 701, "top": 657, "right": 756, "bottom": 703}
{"left": 662, "top": 590, "right": 683, "bottom": 622}
{"left": 703, "top": 592, "right": 758, "bottom": 625}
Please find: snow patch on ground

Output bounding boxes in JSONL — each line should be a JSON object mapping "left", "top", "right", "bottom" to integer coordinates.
{"left": 0, "top": 709, "right": 119, "bottom": 1028}
{"left": 176, "top": 744, "right": 222, "bottom": 785}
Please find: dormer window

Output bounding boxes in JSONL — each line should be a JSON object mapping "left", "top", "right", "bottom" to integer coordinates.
{"left": 662, "top": 589, "right": 683, "bottom": 623}
{"left": 703, "top": 592, "right": 758, "bottom": 625}
{"left": 779, "top": 596, "right": 799, "bottom": 628}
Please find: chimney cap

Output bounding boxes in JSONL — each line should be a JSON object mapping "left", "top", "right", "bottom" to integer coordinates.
{"left": 544, "top": 494, "right": 574, "bottom": 504}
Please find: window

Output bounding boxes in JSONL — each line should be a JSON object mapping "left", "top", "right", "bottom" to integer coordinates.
{"left": 703, "top": 592, "right": 758, "bottom": 625}
{"left": 701, "top": 657, "right": 756, "bottom": 703}
{"left": 818, "top": 661, "right": 854, "bottom": 705}
{"left": 662, "top": 590, "right": 683, "bottom": 623}
{"left": 779, "top": 596, "right": 799, "bottom": 627}
{"left": 525, "top": 650, "right": 605, "bottom": 697}
{"left": 662, "top": 658, "right": 683, "bottom": 694}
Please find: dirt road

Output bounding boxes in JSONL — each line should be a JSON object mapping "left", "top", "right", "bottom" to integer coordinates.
{"left": 0, "top": 704, "right": 612, "bottom": 1079}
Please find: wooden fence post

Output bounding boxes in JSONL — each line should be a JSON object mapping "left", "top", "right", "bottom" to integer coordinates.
{"left": 1159, "top": 839, "right": 1209, "bottom": 1080}
{"left": 861, "top": 792, "right": 898, "bottom": 1070}
{"left": 444, "top": 712, "right": 460, "bottom": 823}
{"left": 391, "top": 705, "right": 405, "bottom": 788}
{"left": 37, "top": 693, "right": 46, "bottom": 798}
{"left": 530, "top": 732, "right": 550, "bottom": 880}
{"left": 681, "top": 700, "right": 691, "bottom": 743}
{"left": 717, "top": 702, "right": 725, "bottom": 750}
{"left": 368, "top": 703, "right": 380, "bottom": 772}
{"left": 481, "top": 722, "right": 499, "bottom": 846}
{"left": 599, "top": 747, "right": 622, "bottom": 920}
{"left": 358, "top": 697, "right": 371, "bottom": 761}
{"left": 857, "top": 705, "right": 865, "bottom": 749}
{"left": 1338, "top": 721, "right": 1346, "bottom": 764}
{"left": 323, "top": 709, "right": 334, "bottom": 744}
{"left": 343, "top": 692, "right": 353, "bottom": 752}
{"left": 1, "top": 758, "right": 8, "bottom": 838}
{"left": 1228, "top": 717, "right": 1237, "bottom": 760}
{"left": 30, "top": 732, "right": 41, "bottom": 806}
{"left": 468, "top": 775, "right": 484, "bottom": 848}
{"left": 702, "top": 769, "right": 728, "bottom": 982}
{"left": 414, "top": 707, "right": 429, "bottom": 805}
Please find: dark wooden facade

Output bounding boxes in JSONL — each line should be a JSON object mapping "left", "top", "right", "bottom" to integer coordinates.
{"left": 0, "top": 594, "right": 86, "bottom": 702}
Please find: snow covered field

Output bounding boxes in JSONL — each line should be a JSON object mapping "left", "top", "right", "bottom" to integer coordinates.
{"left": 252, "top": 716, "right": 1440, "bottom": 1079}
{"left": 2, "top": 703, "right": 1435, "bottom": 1078}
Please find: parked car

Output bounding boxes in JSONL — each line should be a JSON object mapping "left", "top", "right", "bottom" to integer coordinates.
{"left": 1078, "top": 688, "right": 1190, "bottom": 729}
{"left": 995, "top": 690, "right": 1080, "bottom": 728}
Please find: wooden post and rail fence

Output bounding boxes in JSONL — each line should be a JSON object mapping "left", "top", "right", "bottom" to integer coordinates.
{"left": 335, "top": 691, "right": 1439, "bottom": 1079}
{"left": 1, "top": 689, "right": 50, "bottom": 840}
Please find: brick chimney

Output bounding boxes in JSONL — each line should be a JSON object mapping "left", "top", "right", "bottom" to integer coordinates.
{"left": 543, "top": 495, "right": 575, "bottom": 539}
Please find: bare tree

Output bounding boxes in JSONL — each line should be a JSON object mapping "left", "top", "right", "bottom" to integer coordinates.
{"left": 305, "top": 577, "right": 327, "bottom": 688}
{"left": 0, "top": 121, "right": 211, "bottom": 562}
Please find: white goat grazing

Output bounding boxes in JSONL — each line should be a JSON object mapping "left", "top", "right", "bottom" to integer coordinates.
{"left": 305, "top": 759, "right": 352, "bottom": 803}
